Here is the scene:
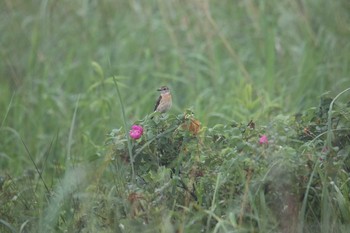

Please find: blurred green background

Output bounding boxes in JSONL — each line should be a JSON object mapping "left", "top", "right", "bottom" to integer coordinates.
{"left": 1, "top": 0, "right": 350, "bottom": 174}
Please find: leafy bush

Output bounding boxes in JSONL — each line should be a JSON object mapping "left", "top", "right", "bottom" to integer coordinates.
{"left": 100, "top": 91, "right": 350, "bottom": 233}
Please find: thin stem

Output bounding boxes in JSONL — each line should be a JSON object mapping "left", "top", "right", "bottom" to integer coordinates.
{"left": 326, "top": 87, "right": 350, "bottom": 148}
{"left": 112, "top": 76, "right": 135, "bottom": 181}
{"left": 1, "top": 91, "right": 15, "bottom": 129}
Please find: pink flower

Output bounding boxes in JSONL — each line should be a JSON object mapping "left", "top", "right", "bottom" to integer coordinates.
{"left": 132, "top": 125, "right": 143, "bottom": 134}
{"left": 129, "top": 125, "right": 143, "bottom": 140}
{"left": 259, "top": 135, "right": 268, "bottom": 145}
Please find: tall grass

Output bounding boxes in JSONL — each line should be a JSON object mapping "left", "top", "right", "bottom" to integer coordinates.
{"left": 1, "top": 0, "right": 350, "bottom": 232}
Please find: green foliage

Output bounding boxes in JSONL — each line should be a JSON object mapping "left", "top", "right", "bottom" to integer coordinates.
{"left": 2, "top": 97, "right": 350, "bottom": 232}
{"left": 99, "top": 93, "right": 350, "bottom": 232}
{"left": 1, "top": 0, "right": 350, "bottom": 232}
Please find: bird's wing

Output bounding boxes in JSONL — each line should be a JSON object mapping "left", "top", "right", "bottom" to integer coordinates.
{"left": 154, "top": 95, "right": 162, "bottom": 111}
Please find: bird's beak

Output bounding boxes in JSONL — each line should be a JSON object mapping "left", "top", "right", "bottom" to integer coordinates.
{"left": 157, "top": 88, "right": 161, "bottom": 91}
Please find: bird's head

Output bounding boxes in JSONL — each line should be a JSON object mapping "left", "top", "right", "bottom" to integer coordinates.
{"left": 157, "top": 86, "right": 170, "bottom": 94}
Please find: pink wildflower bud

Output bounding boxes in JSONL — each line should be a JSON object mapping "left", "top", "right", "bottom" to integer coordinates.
{"left": 259, "top": 135, "right": 268, "bottom": 145}
{"left": 129, "top": 125, "right": 143, "bottom": 140}
{"left": 131, "top": 125, "right": 143, "bottom": 135}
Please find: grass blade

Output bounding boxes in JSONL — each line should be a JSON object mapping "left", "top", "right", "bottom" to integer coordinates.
{"left": 112, "top": 76, "right": 135, "bottom": 181}
{"left": 67, "top": 95, "right": 80, "bottom": 163}
{"left": 1, "top": 92, "right": 15, "bottom": 129}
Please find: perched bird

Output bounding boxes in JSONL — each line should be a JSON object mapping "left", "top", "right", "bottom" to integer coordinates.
{"left": 154, "top": 86, "right": 172, "bottom": 114}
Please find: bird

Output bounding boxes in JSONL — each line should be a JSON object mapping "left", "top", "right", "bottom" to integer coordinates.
{"left": 153, "top": 86, "right": 172, "bottom": 114}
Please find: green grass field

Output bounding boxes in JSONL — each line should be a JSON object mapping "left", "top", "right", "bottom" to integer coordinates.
{"left": 1, "top": 0, "right": 350, "bottom": 232}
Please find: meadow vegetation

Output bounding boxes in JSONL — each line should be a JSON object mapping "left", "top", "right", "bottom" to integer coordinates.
{"left": 1, "top": 0, "right": 350, "bottom": 232}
